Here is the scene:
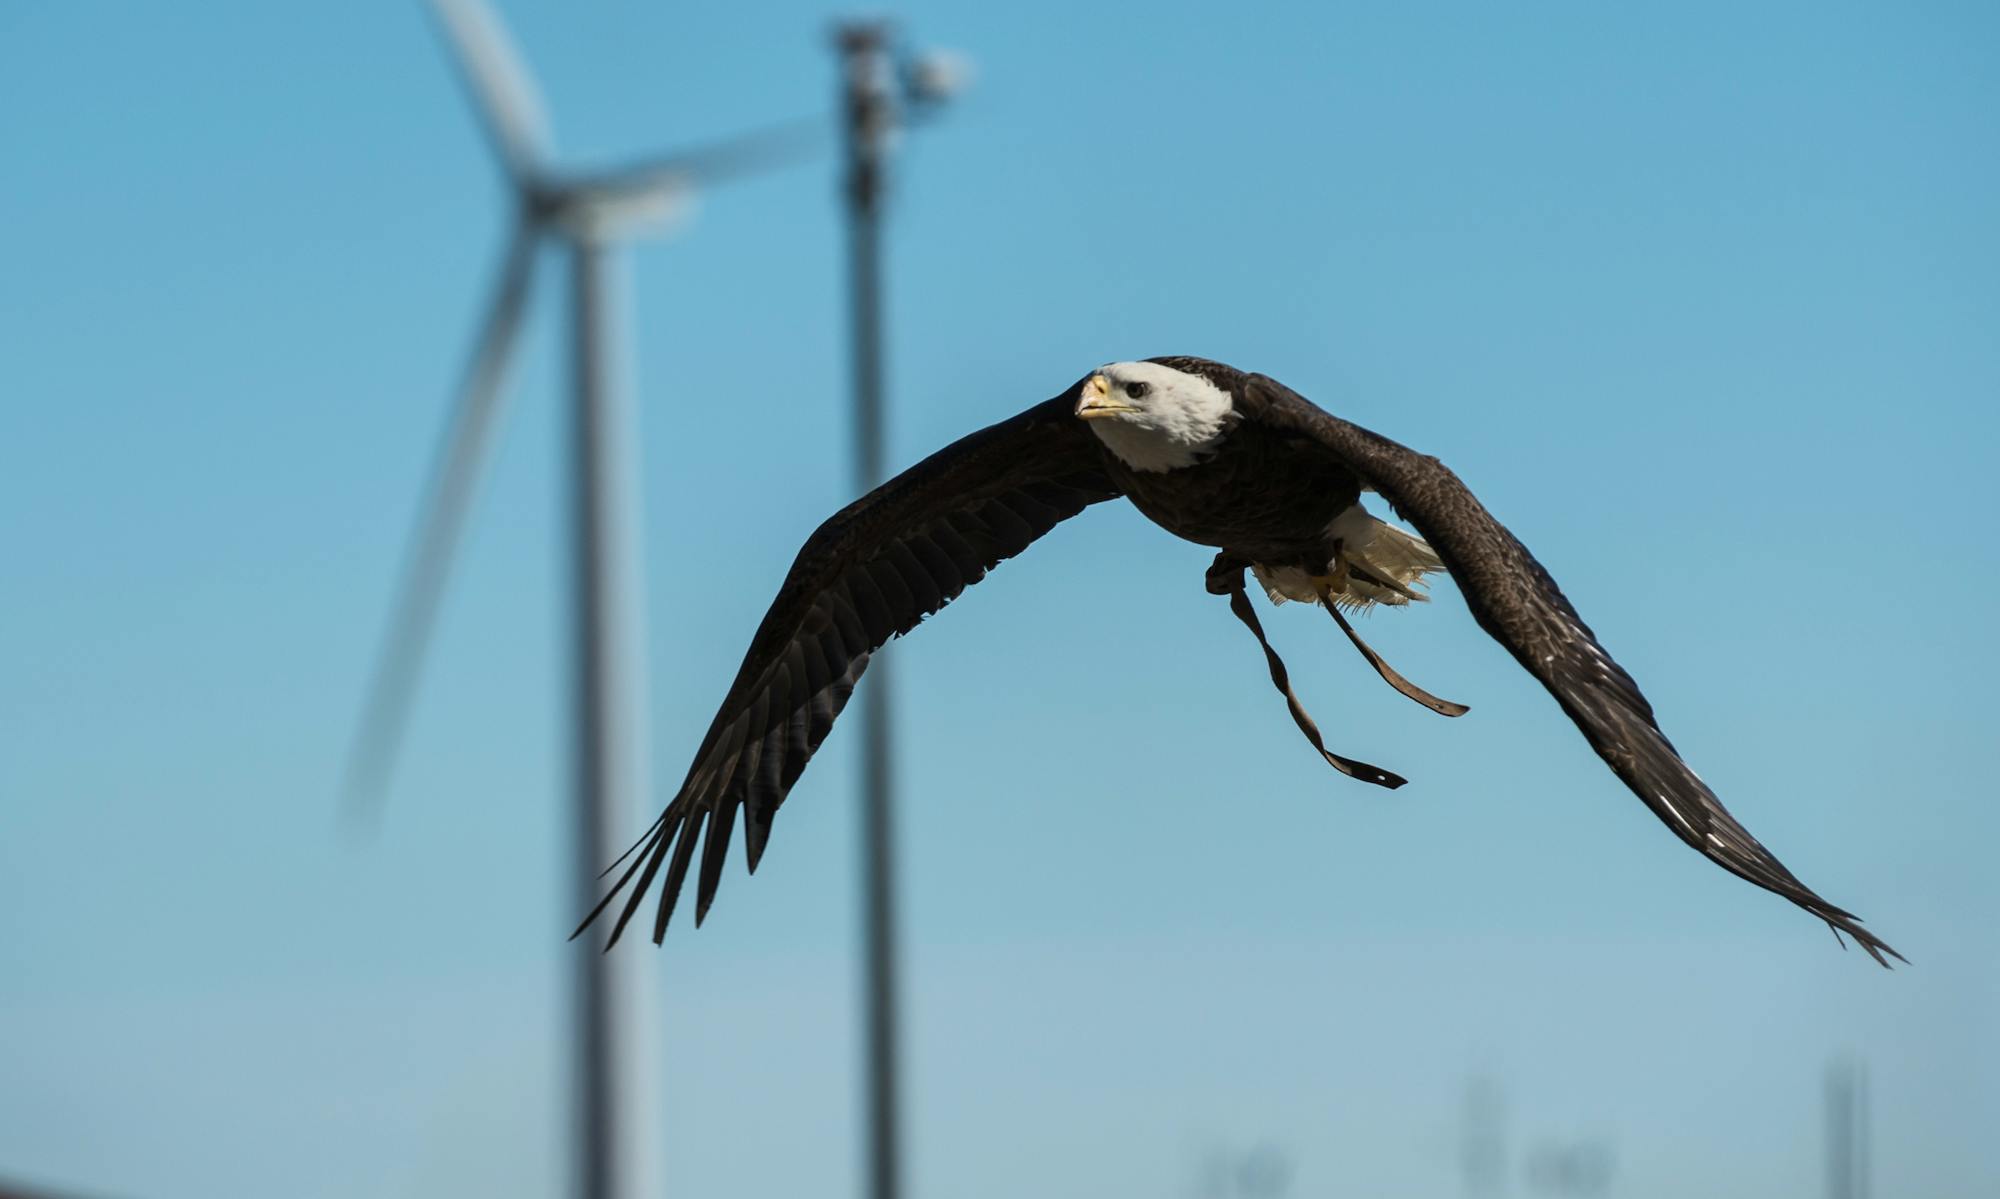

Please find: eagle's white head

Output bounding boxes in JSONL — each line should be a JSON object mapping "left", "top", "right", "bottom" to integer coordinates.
{"left": 1074, "top": 360, "right": 1235, "bottom": 472}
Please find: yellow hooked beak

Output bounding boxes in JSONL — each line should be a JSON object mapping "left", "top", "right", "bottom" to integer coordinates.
{"left": 1075, "top": 373, "right": 1134, "bottom": 420}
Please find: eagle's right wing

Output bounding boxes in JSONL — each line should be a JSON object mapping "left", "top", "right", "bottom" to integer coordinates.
{"left": 580, "top": 383, "right": 1119, "bottom": 947}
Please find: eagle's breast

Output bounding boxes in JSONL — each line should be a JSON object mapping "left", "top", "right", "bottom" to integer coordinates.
{"left": 1104, "top": 422, "right": 1361, "bottom": 563}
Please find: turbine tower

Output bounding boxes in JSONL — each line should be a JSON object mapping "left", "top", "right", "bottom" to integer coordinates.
{"left": 346, "top": 3, "right": 816, "bottom": 1195}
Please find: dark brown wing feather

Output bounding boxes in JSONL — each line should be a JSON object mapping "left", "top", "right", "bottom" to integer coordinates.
{"left": 578, "top": 388, "right": 1119, "bottom": 946}
{"left": 1239, "top": 373, "right": 1902, "bottom": 967}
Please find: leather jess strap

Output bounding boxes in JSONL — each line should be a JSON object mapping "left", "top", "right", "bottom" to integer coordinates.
{"left": 1315, "top": 585, "right": 1471, "bottom": 719}
{"left": 1222, "top": 580, "right": 1408, "bottom": 790}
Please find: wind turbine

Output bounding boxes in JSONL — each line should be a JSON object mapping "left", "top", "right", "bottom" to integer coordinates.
{"left": 346, "top": 2, "right": 818, "bottom": 1195}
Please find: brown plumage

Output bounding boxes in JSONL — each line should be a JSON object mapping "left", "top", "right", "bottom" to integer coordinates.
{"left": 575, "top": 357, "right": 1901, "bottom": 968}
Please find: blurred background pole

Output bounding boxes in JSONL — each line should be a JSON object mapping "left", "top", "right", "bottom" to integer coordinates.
{"left": 1459, "top": 1075, "right": 1506, "bottom": 1198}
{"left": 834, "top": 27, "right": 966, "bottom": 1198}
{"left": 837, "top": 22, "right": 902, "bottom": 1199}
{"left": 569, "top": 232, "right": 658, "bottom": 1199}
{"left": 1826, "top": 1057, "right": 1869, "bottom": 1199}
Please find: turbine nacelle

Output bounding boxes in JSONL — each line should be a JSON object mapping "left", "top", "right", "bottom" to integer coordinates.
{"left": 530, "top": 177, "right": 695, "bottom": 245}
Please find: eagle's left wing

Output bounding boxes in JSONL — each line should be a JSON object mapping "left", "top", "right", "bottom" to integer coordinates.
{"left": 1240, "top": 373, "right": 1901, "bottom": 966}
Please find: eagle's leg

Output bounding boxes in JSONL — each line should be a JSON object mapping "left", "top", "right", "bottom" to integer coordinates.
{"left": 1311, "top": 580, "right": 1471, "bottom": 719}
{"left": 1207, "top": 552, "right": 1406, "bottom": 790}
{"left": 1205, "top": 550, "right": 1253, "bottom": 595}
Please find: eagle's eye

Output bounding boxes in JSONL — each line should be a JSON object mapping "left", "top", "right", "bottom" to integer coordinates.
{"left": 1123, "top": 381, "right": 1152, "bottom": 400}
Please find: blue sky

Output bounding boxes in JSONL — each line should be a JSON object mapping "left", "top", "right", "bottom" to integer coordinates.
{"left": 2, "top": 1, "right": 1996, "bottom": 1196}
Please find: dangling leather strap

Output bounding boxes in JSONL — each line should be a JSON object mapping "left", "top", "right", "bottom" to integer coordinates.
{"left": 1315, "top": 586, "right": 1470, "bottom": 718}
{"left": 1221, "top": 578, "right": 1406, "bottom": 790}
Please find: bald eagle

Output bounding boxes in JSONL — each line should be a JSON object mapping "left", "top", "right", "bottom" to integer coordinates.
{"left": 578, "top": 357, "right": 1900, "bottom": 967}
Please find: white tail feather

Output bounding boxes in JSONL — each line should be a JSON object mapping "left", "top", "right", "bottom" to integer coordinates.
{"left": 1252, "top": 509, "right": 1445, "bottom": 611}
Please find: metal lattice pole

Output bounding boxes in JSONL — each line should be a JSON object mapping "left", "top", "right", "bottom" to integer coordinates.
{"left": 832, "top": 24, "right": 964, "bottom": 1197}
{"left": 838, "top": 24, "right": 903, "bottom": 1199}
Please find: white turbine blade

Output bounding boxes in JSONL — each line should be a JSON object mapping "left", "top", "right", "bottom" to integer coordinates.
{"left": 343, "top": 224, "right": 539, "bottom": 829}
{"left": 424, "top": 0, "right": 552, "bottom": 181}
{"left": 589, "top": 117, "right": 828, "bottom": 196}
